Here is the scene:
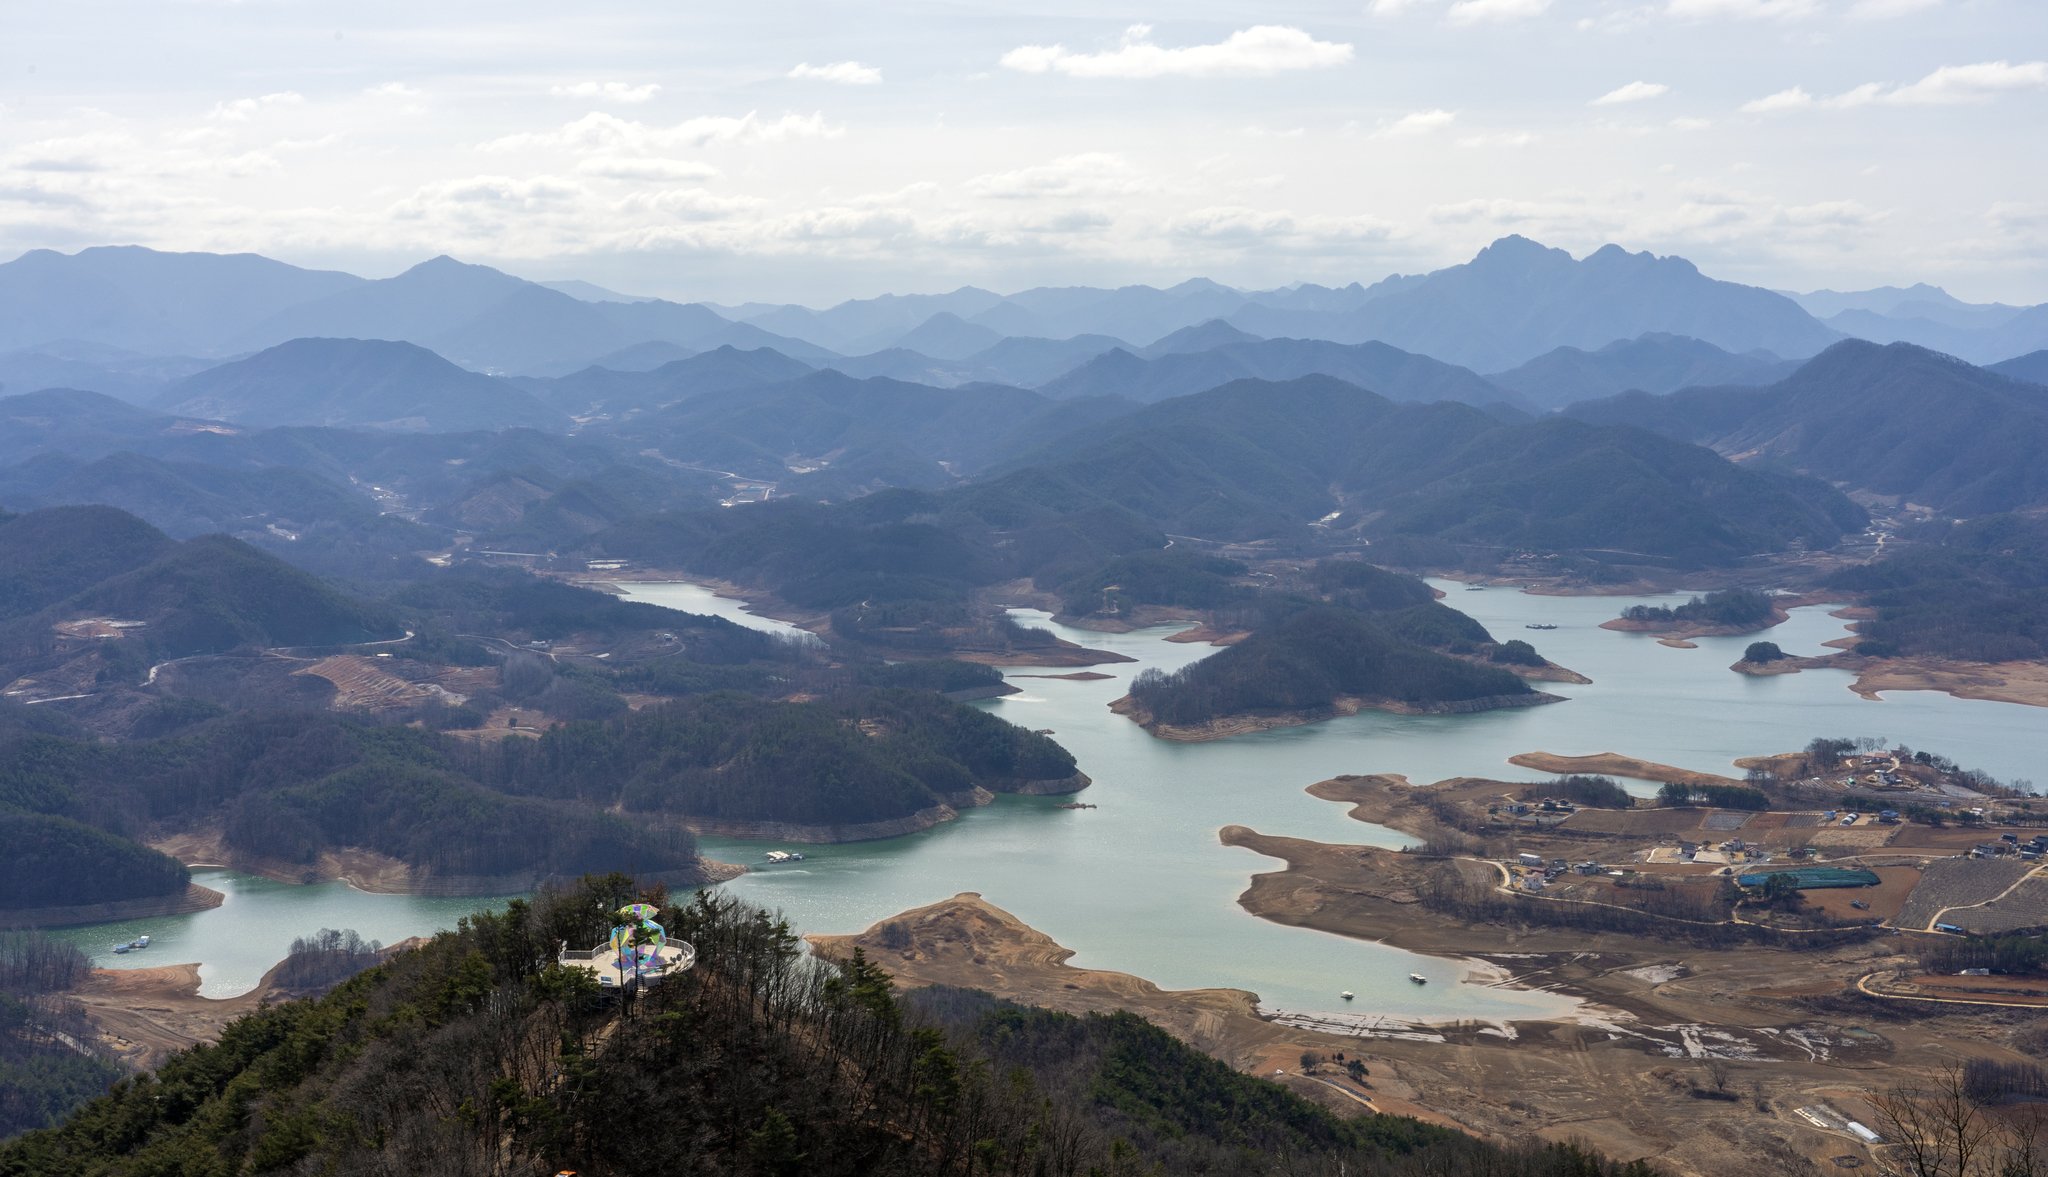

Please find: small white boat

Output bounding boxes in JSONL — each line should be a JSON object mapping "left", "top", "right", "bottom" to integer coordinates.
{"left": 112, "top": 944, "right": 130, "bottom": 955}
{"left": 1340, "top": 990, "right": 1355, "bottom": 1000}
{"left": 762, "top": 850, "right": 806, "bottom": 864}
{"left": 131, "top": 935, "right": 150, "bottom": 949}
{"left": 1409, "top": 973, "right": 1427, "bottom": 985}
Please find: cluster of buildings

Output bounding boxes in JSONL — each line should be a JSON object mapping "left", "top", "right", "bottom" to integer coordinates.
{"left": 1511, "top": 853, "right": 1610, "bottom": 891}
{"left": 1972, "top": 831, "right": 2048, "bottom": 860}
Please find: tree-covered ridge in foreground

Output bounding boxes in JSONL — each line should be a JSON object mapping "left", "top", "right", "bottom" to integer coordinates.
{"left": 1128, "top": 606, "right": 1536, "bottom": 728}
{"left": 0, "top": 933, "right": 122, "bottom": 1140}
{"left": 0, "top": 879, "right": 1656, "bottom": 1176}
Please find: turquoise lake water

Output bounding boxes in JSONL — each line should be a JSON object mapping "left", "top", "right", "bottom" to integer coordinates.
{"left": 57, "top": 579, "right": 2047, "bottom": 1014}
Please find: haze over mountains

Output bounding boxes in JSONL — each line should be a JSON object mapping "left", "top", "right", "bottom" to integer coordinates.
{"left": 1568, "top": 339, "right": 2048, "bottom": 515}
{"left": 6, "top": 235, "right": 2046, "bottom": 433}
{"left": 1, "top": 234, "right": 2045, "bottom": 588}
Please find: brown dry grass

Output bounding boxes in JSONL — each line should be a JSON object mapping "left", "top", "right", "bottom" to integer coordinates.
{"left": 1508, "top": 752, "right": 1745, "bottom": 788}
{"left": 1801, "top": 865, "right": 1920, "bottom": 922}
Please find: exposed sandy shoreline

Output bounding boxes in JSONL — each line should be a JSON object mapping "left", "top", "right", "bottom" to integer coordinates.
{"left": 1729, "top": 651, "right": 2048, "bottom": 709}
{"left": 804, "top": 892, "right": 1462, "bottom": 1126}
{"left": 1506, "top": 751, "right": 1745, "bottom": 788}
{"left": 152, "top": 830, "right": 740, "bottom": 894}
{"left": 1206, "top": 781, "right": 2045, "bottom": 1175}
{"left": 70, "top": 961, "right": 277, "bottom": 1068}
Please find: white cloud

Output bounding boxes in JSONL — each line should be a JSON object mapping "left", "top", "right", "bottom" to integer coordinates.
{"left": 550, "top": 81, "right": 662, "bottom": 104}
{"left": 1885, "top": 60, "right": 2048, "bottom": 104}
{"left": 1847, "top": 0, "right": 1941, "bottom": 16}
{"left": 574, "top": 157, "right": 723, "bottom": 182}
{"left": 1377, "top": 109, "right": 1459, "bottom": 136}
{"left": 208, "top": 92, "right": 303, "bottom": 121}
{"left": 1670, "top": 116, "right": 1714, "bottom": 130}
{"left": 788, "top": 61, "right": 883, "bottom": 85}
{"left": 1741, "top": 86, "right": 1813, "bottom": 113}
{"left": 1456, "top": 131, "right": 1538, "bottom": 147}
{"left": 1822, "top": 82, "right": 1885, "bottom": 108}
{"left": 1446, "top": 0, "right": 1552, "bottom": 25}
{"left": 1778, "top": 199, "right": 1887, "bottom": 226}
{"left": 1000, "top": 25, "right": 1352, "bottom": 79}
{"left": 364, "top": 83, "right": 422, "bottom": 99}
{"left": 1368, "top": 0, "right": 1438, "bottom": 13}
{"left": 1665, "top": 0, "right": 1820, "bottom": 18}
{"left": 1591, "top": 81, "right": 1670, "bottom": 105}
{"left": 1741, "top": 61, "right": 2046, "bottom": 115}
{"left": 1168, "top": 206, "right": 1395, "bottom": 248}
{"left": 967, "top": 153, "right": 1154, "bottom": 199}
{"left": 482, "top": 111, "right": 839, "bottom": 154}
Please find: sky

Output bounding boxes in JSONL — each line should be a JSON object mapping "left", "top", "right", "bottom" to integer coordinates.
{"left": 3, "top": 0, "right": 2045, "bottom": 306}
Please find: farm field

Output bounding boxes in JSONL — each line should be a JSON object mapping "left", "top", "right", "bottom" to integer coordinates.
{"left": 1946, "top": 874, "right": 2048, "bottom": 934}
{"left": 1895, "top": 858, "right": 2037, "bottom": 930}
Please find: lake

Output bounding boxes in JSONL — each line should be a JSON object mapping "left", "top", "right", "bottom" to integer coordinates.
{"left": 59, "top": 579, "right": 2048, "bottom": 1016}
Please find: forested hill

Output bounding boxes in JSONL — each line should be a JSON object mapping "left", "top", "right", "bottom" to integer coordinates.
{"left": 0, "top": 880, "right": 1658, "bottom": 1176}
{"left": 1125, "top": 606, "right": 1540, "bottom": 731}
{"left": 1036, "top": 336, "right": 1514, "bottom": 408}
{"left": 0, "top": 686, "right": 1079, "bottom": 906}
{"left": 0, "top": 525, "right": 399, "bottom": 664}
{"left": 1826, "top": 513, "right": 2048, "bottom": 662}
{"left": 464, "top": 687, "right": 1082, "bottom": 826}
{"left": 0, "top": 505, "right": 174, "bottom": 619}
{"left": 1567, "top": 340, "right": 2048, "bottom": 514}
{"left": 1009, "top": 374, "right": 1864, "bottom": 562}
{"left": 585, "top": 375, "right": 1860, "bottom": 658}
{"left": 1484, "top": 332, "right": 1795, "bottom": 410}
{"left": 157, "top": 337, "right": 570, "bottom": 432}
{"left": 0, "top": 711, "right": 701, "bottom": 905}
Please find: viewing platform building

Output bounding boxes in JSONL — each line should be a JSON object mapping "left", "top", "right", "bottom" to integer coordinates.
{"left": 558, "top": 905, "right": 697, "bottom": 992}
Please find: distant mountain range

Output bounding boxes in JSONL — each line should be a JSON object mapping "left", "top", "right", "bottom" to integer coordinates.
{"left": 1223, "top": 237, "right": 1846, "bottom": 371}
{"left": 157, "top": 338, "right": 569, "bottom": 432}
{"left": 1990, "top": 350, "right": 2048, "bottom": 385}
{"left": 0, "top": 248, "right": 831, "bottom": 376}
{"left": 1568, "top": 340, "right": 2048, "bottom": 514}
{"left": 18, "top": 237, "right": 2040, "bottom": 391}
{"left": 1784, "top": 283, "right": 2048, "bottom": 363}
{"left": 993, "top": 373, "right": 1864, "bottom": 563}
{"left": 610, "top": 370, "right": 1137, "bottom": 492}
{"left": 1486, "top": 333, "right": 1796, "bottom": 411}
{"left": 1039, "top": 337, "right": 1516, "bottom": 407}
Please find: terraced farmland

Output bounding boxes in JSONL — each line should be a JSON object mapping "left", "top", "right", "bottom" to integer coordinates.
{"left": 1949, "top": 875, "right": 2048, "bottom": 934}
{"left": 1896, "top": 857, "right": 2038, "bottom": 930}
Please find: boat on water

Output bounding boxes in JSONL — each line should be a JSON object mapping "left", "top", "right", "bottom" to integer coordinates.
{"left": 1525, "top": 623, "right": 1557, "bottom": 631}
{"left": 112, "top": 944, "right": 130, "bottom": 955}
{"left": 763, "top": 850, "right": 806, "bottom": 864}
{"left": 1409, "top": 973, "right": 1427, "bottom": 985}
{"left": 132, "top": 935, "right": 150, "bottom": 949}
{"left": 1339, "top": 990, "right": 1354, "bottom": 1000}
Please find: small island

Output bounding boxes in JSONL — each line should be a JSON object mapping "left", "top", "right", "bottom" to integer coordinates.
{"left": 1601, "top": 588, "right": 1785, "bottom": 639}
{"left": 1110, "top": 607, "right": 1560, "bottom": 741}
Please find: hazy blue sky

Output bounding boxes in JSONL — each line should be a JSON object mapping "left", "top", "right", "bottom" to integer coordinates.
{"left": 3, "top": 0, "right": 2044, "bottom": 303}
